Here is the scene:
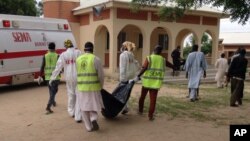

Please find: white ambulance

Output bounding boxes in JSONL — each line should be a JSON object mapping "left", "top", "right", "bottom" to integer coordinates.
{"left": 0, "top": 14, "right": 76, "bottom": 85}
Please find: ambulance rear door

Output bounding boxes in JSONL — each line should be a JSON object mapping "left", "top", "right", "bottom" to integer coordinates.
{"left": 0, "top": 14, "right": 76, "bottom": 85}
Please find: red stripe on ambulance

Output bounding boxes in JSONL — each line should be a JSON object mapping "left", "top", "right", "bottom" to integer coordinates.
{"left": 0, "top": 49, "right": 66, "bottom": 59}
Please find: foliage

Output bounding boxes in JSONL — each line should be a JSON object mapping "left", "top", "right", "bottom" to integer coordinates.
{"left": 201, "top": 40, "right": 212, "bottom": 55}
{"left": 183, "top": 46, "right": 192, "bottom": 58}
{"left": 36, "top": 0, "right": 43, "bottom": 16}
{"left": 201, "top": 33, "right": 212, "bottom": 55}
{"left": 0, "top": 0, "right": 42, "bottom": 16}
{"left": 185, "top": 33, "right": 212, "bottom": 55}
{"left": 131, "top": 0, "right": 250, "bottom": 25}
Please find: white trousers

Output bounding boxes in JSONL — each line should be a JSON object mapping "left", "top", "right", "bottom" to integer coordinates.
{"left": 66, "top": 81, "right": 82, "bottom": 121}
{"left": 81, "top": 111, "right": 98, "bottom": 131}
{"left": 216, "top": 80, "right": 224, "bottom": 88}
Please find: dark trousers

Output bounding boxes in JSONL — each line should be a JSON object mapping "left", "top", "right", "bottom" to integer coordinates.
{"left": 139, "top": 87, "right": 158, "bottom": 118}
{"left": 173, "top": 59, "right": 186, "bottom": 71}
{"left": 230, "top": 78, "right": 244, "bottom": 105}
{"left": 47, "top": 80, "right": 60, "bottom": 107}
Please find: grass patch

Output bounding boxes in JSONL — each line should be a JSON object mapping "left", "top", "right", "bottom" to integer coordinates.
{"left": 128, "top": 82, "right": 250, "bottom": 123}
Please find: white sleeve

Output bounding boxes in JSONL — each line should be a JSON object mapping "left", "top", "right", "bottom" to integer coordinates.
{"left": 76, "top": 49, "right": 82, "bottom": 57}
{"left": 119, "top": 53, "right": 127, "bottom": 82}
{"left": 50, "top": 55, "right": 64, "bottom": 80}
{"left": 94, "top": 57, "right": 104, "bottom": 88}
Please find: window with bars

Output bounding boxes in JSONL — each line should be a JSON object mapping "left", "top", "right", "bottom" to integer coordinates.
{"left": 158, "top": 34, "right": 168, "bottom": 50}
{"left": 117, "top": 32, "right": 126, "bottom": 51}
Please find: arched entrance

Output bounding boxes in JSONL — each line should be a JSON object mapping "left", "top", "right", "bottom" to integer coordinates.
{"left": 117, "top": 24, "right": 143, "bottom": 66}
{"left": 150, "top": 27, "right": 171, "bottom": 60}
{"left": 94, "top": 25, "right": 109, "bottom": 67}
{"left": 176, "top": 29, "right": 198, "bottom": 58}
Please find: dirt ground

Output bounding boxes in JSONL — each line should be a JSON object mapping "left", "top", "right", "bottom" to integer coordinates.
{"left": 0, "top": 79, "right": 249, "bottom": 141}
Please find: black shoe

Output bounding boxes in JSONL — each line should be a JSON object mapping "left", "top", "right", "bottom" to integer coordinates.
{"left": 238, "top": 100, "right": 242, "bottom": 105}
{"left": 149, "top": 116, "right": 155, "bottom": 121}
{"left": 121, "top": 109, "right": 129, "bottom": 115}
{"left": 137, "top": 111, "right": 143, "bottom": 115}
{"left": 46, "top": 104, "right": 53, "bottom": 114}
{"left": 52, "top": 102, "right": 56, "bottom": 107}
{"left": 76, "top": 120, "right": 82, "bottom": 123}
{"left": 46, "top": 108, "right": 53, "bottom": 114}
{"left": 91, "top": 120, "right": 99, "bottom": 131}
{"left": 190, "top": 99, "right": 195, "bottom": 102}
{"left": 230, "top": 104, "right": 238, "bottom": 107}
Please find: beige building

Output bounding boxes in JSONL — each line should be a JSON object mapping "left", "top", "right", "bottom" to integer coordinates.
{"left": 43, "top": 0, "right": 227, "bottom": 77}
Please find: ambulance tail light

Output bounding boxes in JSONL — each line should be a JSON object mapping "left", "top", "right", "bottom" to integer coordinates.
{"left": 63, "top": 24, "right": 69, "bottom": 30}
{"left": 3, "top": 20, "right": 11, "bottom": 27}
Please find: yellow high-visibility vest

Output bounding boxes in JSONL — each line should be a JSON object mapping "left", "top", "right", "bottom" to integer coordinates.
{"left": 142, "top": 54, "right": 165, "bottom": 89}
{"left": 76, "top": 53, "right": 101, "bottom": 92}
{"left": 44, "top": 52, "right": 60, "bottom": 80}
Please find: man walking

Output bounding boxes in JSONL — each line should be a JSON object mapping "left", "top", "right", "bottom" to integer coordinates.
{"left": 185, "top": 44, "right": 207, "bottom": 102}
{"left": 137, "top": 45, "right": 174, "bottom": 121}
{"left": 215, "top": 53, "right": 228, "bottom": 88}
{"left": 227, "top": 48, "right": 248, "bottom": 107}
{"left": 76, "top": 42, "right": 104, "bottom": 132}
{"left": 40, "top": 42, "right": 60, "bottom": 114}
{"left": 49, "top": 39, "right": 82, "bottom": 122}
{"left": 171, "top": 46, "right": 185, "bottom": 74}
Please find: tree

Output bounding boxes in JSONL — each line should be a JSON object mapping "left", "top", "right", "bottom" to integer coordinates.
{"left": 183, "top": 46, "right": 192, "bottom": 58}
{"left": 0, "top": 0, "right": 42, "bottom": 16}
{"left": 36, "top": 0, "right": 43, "bottom": 16}
{"left": 131, "top": 0, "right": 250, "bottom": 25}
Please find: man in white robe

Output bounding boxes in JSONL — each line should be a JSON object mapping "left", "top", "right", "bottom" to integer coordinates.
{"left": 185, "top": 44, "right": 207, "bottom": 102}
{"left": 215, "top": 53, "right": 228, "bottom": 88}
{"left": 76, "top": 42, "right": 104, "bottom": 132}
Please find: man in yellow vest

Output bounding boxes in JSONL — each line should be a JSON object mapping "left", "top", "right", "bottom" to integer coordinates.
{"left": 137, "top": 45, "right": 174, "bottom": 121}
{"left": 76, "top": 42, "right": 104, "bottom": 132}
{"left": 40, "top": 42, "right": 60, "bottom": 114}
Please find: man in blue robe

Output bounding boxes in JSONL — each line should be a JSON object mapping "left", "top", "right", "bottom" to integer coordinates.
{"left": 185, "top": 44, "right": 207, "bottom": 102}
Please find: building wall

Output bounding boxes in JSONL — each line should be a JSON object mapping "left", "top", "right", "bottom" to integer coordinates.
{"left": 43, "top": 0, "right": 222, "bottom": 77}
{"left": 43, "top": 0, "right": 81, "bottom": 47}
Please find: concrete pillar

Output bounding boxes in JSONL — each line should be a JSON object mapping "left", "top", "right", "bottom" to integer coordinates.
{"left": 107, "top": 7, "right": 118, "bottom": 76}
{"left": 211, "top": 37, "right": 219, "bottom": 65}
{"left": 142, "top": 32, "right": 151, "bottom": 61}
{"left": 168, "top": 33, "right": 176, "bottom": 63}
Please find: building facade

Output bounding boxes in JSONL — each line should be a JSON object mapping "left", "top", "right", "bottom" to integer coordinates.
{"left": 219, "top": 32, "right": 250, "bottom": 64}
{"left": 43, "top": 0, "right": 227, "bottom": 77}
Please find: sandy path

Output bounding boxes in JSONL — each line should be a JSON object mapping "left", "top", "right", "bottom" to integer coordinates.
{"left": 0, "top": 82, "right": 233, "bottom": 141}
